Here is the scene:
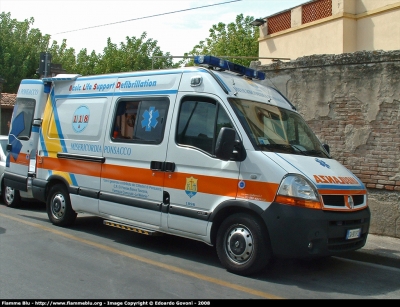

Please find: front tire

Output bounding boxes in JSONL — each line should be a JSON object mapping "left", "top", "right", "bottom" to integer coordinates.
{"left": 3, "top": 185, "right": 22, "bottom": 208}
{"left": 216, "top": 213, "right": 272, "bottom": 276}
{"left": 46, "top": 184, "right": 76, "bottom": 226}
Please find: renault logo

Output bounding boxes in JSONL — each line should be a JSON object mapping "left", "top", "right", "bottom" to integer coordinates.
{"left": 347, "top": 196, "right": 354, "bottom": 209}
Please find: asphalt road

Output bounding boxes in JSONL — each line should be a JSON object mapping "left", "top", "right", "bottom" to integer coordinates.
{"left": 1, "top": 200, "right": 400, "bottom": 300}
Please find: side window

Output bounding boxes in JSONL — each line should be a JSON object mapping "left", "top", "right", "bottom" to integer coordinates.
{"left": 113, "top": 100, "right": 139, "bottom": 140}
{"left": 176, "top": 96, "right": 233, "bottom": 154}
{"left": 112, "top": 98, "right": 169, "bottom": 144}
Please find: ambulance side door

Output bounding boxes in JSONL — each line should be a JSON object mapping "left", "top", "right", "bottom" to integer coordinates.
{"left": 6, "top": 80, "right": 48, "bottom": 191}
{"left": 163, "top": 94, "right": 240, "bottom": 237}
{"left": 99, "top": 96, "right": 172, "bottom": 227}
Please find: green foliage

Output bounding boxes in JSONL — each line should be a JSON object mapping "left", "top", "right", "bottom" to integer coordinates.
{"left": 184, "top": 14, "right": 259, "bottom": 67}
{"left": 43, "top": 33, "right": 179, "bottom": 76}
{"left": 0, "top": 12, "right": 181, "bottom": 93}
{"left": 48, "top": 39, "right": 80, "bottom": 73}
{"left": 0, "top": 12, "right": 50, "bottom": 92}
{"left": 96, "top": 33, "right": 179, "bottom": 73}
{"left": 0, "top": 12, "right": 259, "bottom": 93}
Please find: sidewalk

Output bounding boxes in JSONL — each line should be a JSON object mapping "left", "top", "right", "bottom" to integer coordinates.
{"left": 340, "top": 234, "right": 400, "bottom": 269}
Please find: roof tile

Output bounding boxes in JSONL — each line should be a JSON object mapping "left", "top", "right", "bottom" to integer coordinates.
{"left": 0, "top": 93, "right": 17, "bottom": 107}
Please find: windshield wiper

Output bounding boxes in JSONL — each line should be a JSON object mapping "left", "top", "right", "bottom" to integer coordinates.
{"left": 303, "top": 149, "right": 330, "bottom": 158}
{"left": 259, "top": 143, "right": 305, "bottom": 154}
{"left": 289, "top": 144, "right": 308, "bottom": 155}
{"left": 260, "top": 143, "right": 328, "bottom": 157}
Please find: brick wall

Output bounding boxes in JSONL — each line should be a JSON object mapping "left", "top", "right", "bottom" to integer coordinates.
{"left": 258, "top": 50, "right": 400, "bottom": 238}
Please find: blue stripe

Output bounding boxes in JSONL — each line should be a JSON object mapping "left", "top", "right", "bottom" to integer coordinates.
{"left": 32, "top": 126, "right": 40, "bottom": 133}
{"left": 54, "top": 89, "right": 178, "bottom": 99}
{"left": 50, "top": 89, "right": 67, "bottom": 152}
{"left": 55, "top": 93, "right": 115, "bottom": 99}
{"left": 315, "top": 184, "right": 364, "bottom": 190}
{"left": 21, "top": 79, "right": 43, "bottom": 85}
{"left": 70, "top": 174, "right": 78, "bottom": 186}
{"left": 39, "top": 126, "right": 47, "bottom": 157}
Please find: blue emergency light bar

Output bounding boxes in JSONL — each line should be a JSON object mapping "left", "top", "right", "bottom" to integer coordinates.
{"left": 42, "top": 74, "right": 81, "bottom": 82}
{"left": 194, "top": 55, "right": 265, "bottom": 80}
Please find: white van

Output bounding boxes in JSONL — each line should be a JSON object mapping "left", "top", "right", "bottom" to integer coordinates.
{"left": 4, "top": 56, "right": 370, "bottom": 276}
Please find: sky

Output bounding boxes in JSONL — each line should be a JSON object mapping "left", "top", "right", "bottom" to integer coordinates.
{"left": 1, "top": 0, "right": 306, "bottom": 58}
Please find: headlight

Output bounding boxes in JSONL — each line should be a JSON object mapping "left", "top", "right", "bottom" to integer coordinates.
{"left": 275, "top": 174, "right": 322, "bottom": 209}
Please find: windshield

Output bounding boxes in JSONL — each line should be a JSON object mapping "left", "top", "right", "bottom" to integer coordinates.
{"left": 229, "top": 97, "right": 330, "bottom": 158}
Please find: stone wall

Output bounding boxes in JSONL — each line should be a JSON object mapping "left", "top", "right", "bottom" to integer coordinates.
{"left": 256, "top": 50, "right": 400, "bottom": 238}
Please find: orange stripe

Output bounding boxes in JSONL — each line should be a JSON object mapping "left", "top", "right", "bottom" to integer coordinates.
{"left": 37, "top": 157, "right": 279, "bottom": 201}
{"left": 318, "top": 189, "right": 366, "bottom": 195}
{"left": 10, "top": 153, "right": 30, "bottom": 166}
{"left": 165, "top": 173, "right": 278, "bottom": 201}
{"left": 101, "top": 164, "right": 164, "bottom": 187}
{"left": 39, "top": 156, "right": 102, "bottom": 177}
{"left": 237, "top": 181, "right": 279, "bottom": 202}
{"left": 165, "top": 172, "right": 238, "bottom": 197}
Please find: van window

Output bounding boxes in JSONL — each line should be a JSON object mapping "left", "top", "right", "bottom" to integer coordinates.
{"left": 10, "top": 98, "right": 35, "bottom": 140}
{"left": 176, "top": 96, "right": 233, "bottom": 154}
{"left": 112, "top": 98, "right": 169, "bottom": 144}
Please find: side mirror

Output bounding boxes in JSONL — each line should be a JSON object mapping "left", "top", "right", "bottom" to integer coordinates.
{"left": 215, "top": 127, "right": 236, "bottom": 161}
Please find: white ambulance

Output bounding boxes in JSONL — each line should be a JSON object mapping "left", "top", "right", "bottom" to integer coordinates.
{"left": 4, "top": 55, "right": 370, "bottom": 276}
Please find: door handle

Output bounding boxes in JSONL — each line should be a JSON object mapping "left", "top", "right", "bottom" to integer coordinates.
{"left": 150, "top": 161, "right": 175, "bottom": 172}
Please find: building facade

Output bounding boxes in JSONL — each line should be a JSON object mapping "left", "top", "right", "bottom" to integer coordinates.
{"left": 256, "top": 0, "right": 400, "bottom": 64}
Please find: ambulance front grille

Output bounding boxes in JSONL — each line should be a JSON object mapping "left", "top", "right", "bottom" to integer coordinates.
{"left": 321, "top": 194, "right": 365, "bottom": 208}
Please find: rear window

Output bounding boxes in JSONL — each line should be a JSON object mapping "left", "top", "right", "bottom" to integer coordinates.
{"left": 11, "top": 98, "right": 35, "bottom": 140}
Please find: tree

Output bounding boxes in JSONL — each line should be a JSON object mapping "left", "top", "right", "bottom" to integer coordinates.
{"left": 0, "top": 12, "right": 258, "bottom": 93}
{"left": 0, "top": 12, "right": 181, "bottom": 93}
{"left": 0, "top": 12, "right": 50, "bottom": 92}
{"left": 184, "top": 14, "right": 259, "bottom": 67}
{"left": 48, "top": 39, "right": 80, "bottom": 74}
{"left": 96, "top": 33, "right": 179, "bottom": 74}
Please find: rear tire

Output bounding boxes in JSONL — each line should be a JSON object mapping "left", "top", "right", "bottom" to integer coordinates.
{"left": 46, "top": 184, "right": 76, "bottom": 226}
{"left": 216, "top": 213, "right": 272, "bottom": 276}
{"left": 3, "top": 185, "right": 22, "bottom": 208}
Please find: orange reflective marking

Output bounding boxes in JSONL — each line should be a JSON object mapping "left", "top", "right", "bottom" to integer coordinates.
{"left": 39, "top": 156, "right": 102, "bottom": 177}
{"left": 9, "top": 153, "right": 30, "bottom": 165}
{"left": 101, "top": 164, "right": 164, "bottom": 186}
{"left": 166, "top": 173, "right": 278, "bottom": 201}
{"left": 165, "top": 172, "right": 238, "bottom": 197}
{"left": 318, "top": 189, "right": 366, "bottom": 195}
{"left": 37, "top": 157, "right": 280, "bottom": 201}
{"left": 237, "top": 181, "right": 279, "bottom": 202}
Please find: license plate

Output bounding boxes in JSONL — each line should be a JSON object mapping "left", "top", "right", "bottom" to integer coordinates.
{"left": 346, "top": 228, "right": 361, "bottom": 240}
